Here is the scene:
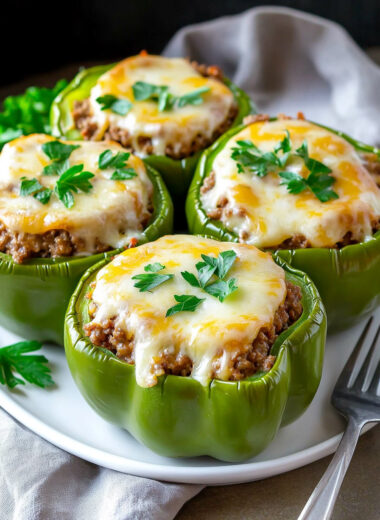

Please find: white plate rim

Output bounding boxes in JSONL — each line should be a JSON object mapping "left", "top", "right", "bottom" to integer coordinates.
{"left": 0, "top": 387, "right": 374, "bottom": 485}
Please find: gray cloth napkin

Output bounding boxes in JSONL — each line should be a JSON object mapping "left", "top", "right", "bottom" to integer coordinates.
{"left": 2, "top": 6, "right": 380, "bottom": 520}
{"left": 164, "top": 6, "right": 380, "bottom": 146}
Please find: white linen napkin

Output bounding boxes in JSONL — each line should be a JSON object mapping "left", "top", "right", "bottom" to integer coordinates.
{"left": 1, "top": 6, "right": 380, "bottom": 520}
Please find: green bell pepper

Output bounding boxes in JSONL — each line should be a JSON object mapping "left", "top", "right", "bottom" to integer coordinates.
{"left": 64, "top": 254, "right": 326, "bottom": 462}
{"left": 0, "top": 164, "right": 173, "bottom": 344}
{"left": 186, "top": 121, "right": 380, "bottom": 331}
{"left": 49, "top": 63, "right": 255, "bottom": 200}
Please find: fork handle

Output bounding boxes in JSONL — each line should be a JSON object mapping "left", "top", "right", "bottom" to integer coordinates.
{"left": 298, "top": 417, "right": 364, "bottom": 520}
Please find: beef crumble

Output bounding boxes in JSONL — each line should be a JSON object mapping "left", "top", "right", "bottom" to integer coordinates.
{"left": 83, "top": 281, "right": 302, "bottom": 382}
{"left": 73, "top": 60, "right": 238, "bottom": 160}
{"left": 0, "top": 222, "right": 110, "bottom": 264}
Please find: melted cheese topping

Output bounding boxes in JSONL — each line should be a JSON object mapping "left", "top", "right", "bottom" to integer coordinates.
{"left": 201, "top": 119, "right": 380, "bottom": 248}
{"left": 90, "top": 235, "right": 286, "bottom": 387}
{"left": 0, "top": 134, "right": 153, "bottom": 253}
{"left": 87, "top": 55, "right": 235, "bottom": 156}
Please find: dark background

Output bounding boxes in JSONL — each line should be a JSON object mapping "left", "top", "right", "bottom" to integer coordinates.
{"left": 3, "top": 0, "right": 380, "bottom": 86}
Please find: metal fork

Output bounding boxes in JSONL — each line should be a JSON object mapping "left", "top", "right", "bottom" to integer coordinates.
{"left": 298, "top": 316, "right": 380, "bottom": 520}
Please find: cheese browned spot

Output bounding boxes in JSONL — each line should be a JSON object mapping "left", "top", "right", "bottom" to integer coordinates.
{"left": 201, "top": 119, "right": 380, "bottom": 248}
{"left": 0, "top": 134, "right": 153, "bottom": 262}
{"left": 73, "top": 55, "right": 237, "bottom": 159}
{"left": 84, "top": 235, "right": 302, "bottom": 388}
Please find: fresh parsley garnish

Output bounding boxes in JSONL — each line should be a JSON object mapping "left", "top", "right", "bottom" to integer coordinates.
{"left": 42, "top": 141, "right": 79, "bottom": 161}
{"left": 0, "top": 79, "right": 68, "bottom": 149}
{"left": 96, "top": 95, "right": 132, "bottom": 115}
{"left": 231, "top": 130, "right": 338, "bottom": 202}
{"left": 203, "top": 278, "right": 238, "bottom": 302}
{"left": 42, "top": 140, "right": 80, "bottom": 176}
{"left": 278, "top": 140, "right": 338, "bottom": 202}
{"left": 132, "top": 81, "right": 169, "bottom": 102}
{"left": 20, "top": 177, "right": 52, "bottom": 205}
{"left": 177, "top": 87, "right": 211, "bottom": 107}
{"left": 144, "top": 262, "right": 165, "bottom": 273}
{"left": 279, "top": 170, "right": 339, "bottom": 202}
{"left": 131, "top": 81, "right": 210, "bottom": 112}
{"left": 55, "top": 164, "right": 94, "bottom": 208}
{"left": 0, "top": 340, "right": 54, "bottom": 389}
{"left": 181, "top": 250, "right": 238, "bottom": 302}
{"left": 231, "top": 139, "right": 284, "bottom": 177}
{"left": 132, "top": 263, "right": 174, "bottom": 292}
{"left": 110, "top": 169, "right": 137, "bottom": 180}
{"left": 166, "top": 294, "right": 205, "bottom": 317}
{"left": 98, "top": 149, "right": 137, "bottom": 180}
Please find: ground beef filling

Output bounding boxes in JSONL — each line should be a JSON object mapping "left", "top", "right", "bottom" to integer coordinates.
{"left": 73, "top": 61, "right": 238, "bottom": 160}
{"left": 0, "top": 222, "right": 111, "bottom": 263}
{"left": 0, "top": 205, "right": 153, "bottom": 263}
{"left": 83, "top": 281, "right": 303, "bottom": 382}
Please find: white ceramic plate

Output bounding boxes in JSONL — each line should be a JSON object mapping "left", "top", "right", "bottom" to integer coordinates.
{"left": 0, "top": 310, "right": 378, "bottom": 485}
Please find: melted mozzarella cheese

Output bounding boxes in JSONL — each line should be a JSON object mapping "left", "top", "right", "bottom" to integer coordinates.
{"left": 90, "top": 235, "right": 287, "bottom": 387}
{"left": 87, "top": 55, "right": 235, "bottom": 156}
{"left": 0, "top": 134, "right": 153, "bottom": 253}
{"left": 201, "top": 119, "right": 380, "bottom": 248}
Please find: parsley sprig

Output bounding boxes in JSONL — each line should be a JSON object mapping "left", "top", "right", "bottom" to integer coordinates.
{"left": 0, "top": 340, "right": 54, "bottom": 389}
{"left": 42, "top": 140, "right": 80, "bottom": 176}
{"left": 132, "top": 81, "right": 210, "bottom": 112}
{"left": 231, "top": 131, "right": 338, "bottom": 202}
{"left": 96, "top": 94, "right": 132, "bottom": 115}
{"left": 98, "top": 149, "right": 137, "bottom": 180}
{"left": 132, "top": 263, "right": 174, "bottom": 292}
{"left": 166, "top": 295, "right": 205, "bottom": 317}
{"left": 231, "top": 131, "right": 290, "bottom": 177}
{"left": 181, "top": 250, "right": 238, "bottom": 302}
{"left": 278, "top": 141, "right": 339, "bottom": 202}
{"left": 54, "top": 164, "right": 95, "bottom": 208}
{"left": 20, "top": 177, "right": 52, "bottom": 204}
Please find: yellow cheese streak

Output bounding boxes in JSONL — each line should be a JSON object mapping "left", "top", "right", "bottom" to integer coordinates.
{"left": 201, "top": 119, "right": 380, "bottom": 248}
{"left": 0, "top": 134, "right": 153, "bottom": 253}
{"left": 88, "top": 55, "right": 235, "bottom": 156}
{"left": 90, "top": 235, "right": 286, "bottom": 387}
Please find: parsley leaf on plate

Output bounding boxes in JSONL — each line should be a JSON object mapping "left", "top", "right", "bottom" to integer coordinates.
{"left": 0, "top": 340, "right": 54, "bottom": 389}
{"left": 55, "top": 164, "right": 94, "bottom": 208}
{"left": 96, "top": 95, "right": 132, "bottom": 115}
{"left": 20, "top": 177, "right": 52, "bottom": 204}
{"left": 0, "top": 79, "right": 68, "bottom": 149}
{"left": 166, "top": 294, "right": 205, "bottom": 317}
{"left": 132, "top": 81, "right": 168, "bottom": 102}
{"left": 132, "top": 263, "right": 173, "bottom": 292}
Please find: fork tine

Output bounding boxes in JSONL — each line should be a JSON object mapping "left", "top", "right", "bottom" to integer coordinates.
{"left": 368, "top": 332, "right": 380, "bottom": 396}
{"left": 352, "top": 324, "right": 380, "bottom": 391}
{"left": 335, "top": 316, "right": 373, "bottom": 390}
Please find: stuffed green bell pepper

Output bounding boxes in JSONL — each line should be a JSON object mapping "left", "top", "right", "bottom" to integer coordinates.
{"left": 50, "top": 52, "right": 255, "bottom": 200}
{"left": 0, "top": 134, "right": 173, "bottom": 344}
{"left": 65, "top": 234, "right": 326, "bottom": 462}
{"left": 186, "top": 115, "right": 380, "bottom": 330}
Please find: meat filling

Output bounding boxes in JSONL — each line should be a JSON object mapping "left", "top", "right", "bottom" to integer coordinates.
{"left": 73, "top": 60, "right": 238, "bottom": 159}
{"left": 83, "top": 280, "right": 303, "bottom": 382}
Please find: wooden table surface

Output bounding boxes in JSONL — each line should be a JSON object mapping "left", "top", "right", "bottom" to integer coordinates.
{"left": 2, "top": 63, "right": 379, "bottom": 520}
